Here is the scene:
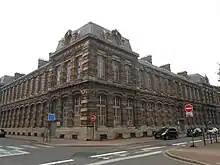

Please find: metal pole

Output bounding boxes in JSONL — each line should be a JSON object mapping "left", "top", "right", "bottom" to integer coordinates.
{"left": 93, "top": 122, "right": 95, "bottom": 141}
{"left": 191, "top": 116, "right": 195, "bottom": 147}
{"left": 202, "top": 127, "right": 206, "bottom": 146}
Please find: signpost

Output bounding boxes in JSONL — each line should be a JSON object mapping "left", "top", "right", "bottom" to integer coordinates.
{"left": 91, "top": 114, "right": 96, "bottom": 140}
{"left": 185, "top": 104, "right": 195, "bottom": 147}
{"left": 47, "top": 113, "right": 56, "bottom": 142}
{"left": 48, "top": 113, "right": 56, "bottom": 121}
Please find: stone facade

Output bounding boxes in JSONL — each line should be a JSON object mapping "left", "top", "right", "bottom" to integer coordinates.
{"left": 0, "top": 22, "right": 220, "bottom": 140}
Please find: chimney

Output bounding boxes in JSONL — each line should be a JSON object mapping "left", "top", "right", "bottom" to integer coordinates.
{"left": 14, "top": 73, "right": 25, "bottom": 79}
{"left": 177, "top": 71, "right": 188, "bottom": 78}
{"left": 140, "top": 55, "right": 152, "bottom": 64}
{"left": 160, "top": 64, "right": 171, "bottom": 71}
{"left": 38, "top": 59, "right": 49, "bottom": 68}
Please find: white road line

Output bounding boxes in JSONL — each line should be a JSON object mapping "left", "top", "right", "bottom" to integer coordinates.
{"left": 172, "top": 142, "right": 187, "bottom": 146}
{"left": 86, "top": 151, "right": 162, "bottom": 165}
{"left": 142, "top": 146, "right": 165, "bottom": 151}
{"left": 125, "top": 145, "right": 151, "bottom": 150}
{"left": 192, "top": 140, "right": 202, "bottom": 143}
{"left": 38, "top": 159, "right": 74, "bottom": 165}
{"left": 20, "top": 145, "right": 39, "bottom": 149}
{"left": 6, "top": 146, "right": 24, "bottom": 150}
{"left": 90, "top": 151, "right": 127, "bottom": 158}
{"left": 34, "top": 144, "right": 53, "bottom": 148}
{"left": 0, "top": 150, "right": 29, "bottom": 158}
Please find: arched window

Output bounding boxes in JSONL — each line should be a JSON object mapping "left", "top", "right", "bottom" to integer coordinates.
{"left": 127, "top": 98, "right": 134, "bottom": 126}
{"left": 113, "top": 96, "right": 121, "bottom": 125}
{"left": 97, "top": 95, "right": 107, "bottom": 126}
{"left": 61, "top": 97, "right": 68, "bottom": 127}
{"left": 140, "top": 101, "right": 146, "bottom": 125}
{"left": 40, "top": 102, "right": 47, "bottom": 127}
{"left": 74, "top": 95, "right": 81, "bottom": 126}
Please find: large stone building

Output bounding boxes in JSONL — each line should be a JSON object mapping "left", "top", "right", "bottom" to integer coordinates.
{"left": 0, "top": 22, "right": 220, "bottom": 140}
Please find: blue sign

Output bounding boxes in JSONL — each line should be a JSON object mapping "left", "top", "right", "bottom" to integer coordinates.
{"left": 48, "top": 113, "right": 56, "bottom": 121}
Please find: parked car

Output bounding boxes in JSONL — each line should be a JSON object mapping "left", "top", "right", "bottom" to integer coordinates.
{"left": 0, "top": 129, "right": 6, "bottom": 138}
{"left": 207, "top": 127, "right": 218, "bottom": 134}
{"left": 154, "top": 127, "right": 179, "bottom": 140}
{"left": 186, "top": 128, "right": 203, "bottom": 137}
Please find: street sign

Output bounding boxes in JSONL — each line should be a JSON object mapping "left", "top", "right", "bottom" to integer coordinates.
{"left": 48, "top": 113, "right": 56, "bottom": 121}
{"left": 185, "top": 104, "right": 193, "bottom": 117}
{"left": 186, "top": 112, "right": 193, "bottom": 117}
{"left": 91, "top": 114, "right": 96, "bottom": 122}
{"left": 185, "top": 104, "right": 193, "bottom": 113}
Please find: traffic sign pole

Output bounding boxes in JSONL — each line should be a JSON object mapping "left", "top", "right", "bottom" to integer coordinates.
{"left": 91, "top": 114, "right": 96, "bottom": 141}
{"left": 185, "top": 104, "right": 195, "bottom": 147}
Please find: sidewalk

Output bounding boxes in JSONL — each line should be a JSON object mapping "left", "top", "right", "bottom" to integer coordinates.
{"left": 7, "top": 135, "right": 157, "bottom": 147}
{"left": 166, "top": 142, "right": 220, "bottom": 165}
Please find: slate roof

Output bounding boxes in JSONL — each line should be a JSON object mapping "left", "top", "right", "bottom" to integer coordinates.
{"left": 56, "top": 22, "right": 132, "bottom": 52}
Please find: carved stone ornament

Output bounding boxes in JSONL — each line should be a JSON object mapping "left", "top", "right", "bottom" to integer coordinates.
{"left": 104, "top": 31, "right": 111, "bottom": 41}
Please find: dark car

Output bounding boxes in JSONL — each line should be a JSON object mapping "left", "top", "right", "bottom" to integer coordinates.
{"left": 154, "top": 127, "right": 179, "bottom": 140}
{"left": 186, "top": 128, "right": 202, "bottom": 137}
{"left": 0, "top": 129, "right": 6, "bottom": 137}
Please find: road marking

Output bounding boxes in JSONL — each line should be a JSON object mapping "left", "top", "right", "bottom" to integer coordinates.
{"left": 125, "top": 145, "right": 151, "bottom": 150}
{"left": 142, "top": 146, "right": 165, "bottom": 151}
{"left": 172, "top": 142, "right": 187, "bottom": 146}
{"left": 90, "top": 151, "right": 128, "bottom": 158}
{"left": 6, "top": 146, "right": 24, "bottom": 150}
{"left": 0, "top": 148, "right": 29, "bottom": 158}
{"left": 192, "top": 140, "right": 202, "bottom": 143}
{"left": 38, "top": 159, "right": 74, "bottom": 165}
{"left": 34, "top": 144, "right": 53, "bottom": 148}
{"left": 20, "top": 145, "right": 39, "bottom": 149}
{"left": 86, "top": 151, "right": 162, "bottom": 165}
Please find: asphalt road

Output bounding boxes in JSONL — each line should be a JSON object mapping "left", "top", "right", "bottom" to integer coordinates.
{"left": 0, "top": 136, "right": 202, "bottom": 165}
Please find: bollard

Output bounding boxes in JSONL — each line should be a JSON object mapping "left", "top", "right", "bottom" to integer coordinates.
{"left": 215, "top": 133, "right": 218, "bottom": 143}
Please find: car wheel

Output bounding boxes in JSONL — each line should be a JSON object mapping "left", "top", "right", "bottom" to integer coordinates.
{"left": 175, "top": 134, "right": 178, "bottom": 139}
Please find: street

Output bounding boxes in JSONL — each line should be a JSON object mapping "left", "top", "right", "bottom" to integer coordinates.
{"left": 0, "top": 136, "right": 201, "bottom": 165}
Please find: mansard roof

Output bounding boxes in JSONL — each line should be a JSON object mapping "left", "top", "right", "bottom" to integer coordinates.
{"left": 55, "top": 22, "right": 132, "bottom": 52}
{"left": 138, "top": 58, "right": 210, "bottom": 86}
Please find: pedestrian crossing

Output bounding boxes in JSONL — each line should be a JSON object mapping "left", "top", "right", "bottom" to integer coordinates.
{"left": 0, "top": 144, "right": 53, "bottom": 158}
{"left": 88, "top": 145, "right": 165, "bottom": 161}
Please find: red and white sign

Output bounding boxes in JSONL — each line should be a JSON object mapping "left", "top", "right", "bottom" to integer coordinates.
{"left": 91, "top": 114, "right": 96, "bottom": 122}
{"left": 185, "top": 104, "right": 193, "bottom": 113}
{"left": 185, "top": 104, "right": 193, "bottom": 117}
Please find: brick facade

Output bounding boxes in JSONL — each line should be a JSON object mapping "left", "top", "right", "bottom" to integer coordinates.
{"left": 0, "top": 22, "right": 220, "bottom": 140}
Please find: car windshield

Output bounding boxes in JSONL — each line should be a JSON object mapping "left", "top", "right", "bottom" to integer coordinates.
{"left": 158, "top": 128, "right": 168, "bottom": 133}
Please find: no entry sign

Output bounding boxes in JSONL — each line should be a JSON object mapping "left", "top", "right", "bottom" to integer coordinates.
{"left": 91, "top": 114, "right": 96, "bottom": 122}
{"left": 185, "top": 104, "right": 193, "bottom": 113}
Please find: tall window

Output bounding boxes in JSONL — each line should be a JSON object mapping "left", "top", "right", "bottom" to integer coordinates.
{"left": 127, "top": 99, "right": 134, "bottom": 126}
{"left": 31, "top": 78, "right": 35, "bottom": 95}
{"left": 125, "top": 65, "right": 131, "bottom": 84}
{"left": 61, "top": 97, "right": 68, "bottom": 127}
{"left": 140, "top": 70, "right": 145, "bottom": 88}
{"left": 66, "top": 61, "right": 71, "bottom": 82}
{"left": 41, "top": 74, "right": 45, "bottom": 92}
{"left": 113, "top": 97, "right": 121, "bottom": 125}
{"left": 56, "top": 65, "right": 61, "bottom": 84}
{"left": 97, "top": 55, "right": 105, "bottom": 79}
{"left": 97, "top": 95, "right": 106, "bottom": 126}
{"left": 141, "top": 101, "right": 146, "bottom": 125}
{"left": 74, "top": 96, "right": 81, "bottom": 126}
{"left": 76, "top": 56, "right": 82, "bottom": 79}
{"left": 147, "top": 73, "right": 152, "bottom": 89}
{"left": 112, "top": 60, "right": 119, "bottom": 82}
{"left": 38, "top": 75, "right": 42, "bottom": 92}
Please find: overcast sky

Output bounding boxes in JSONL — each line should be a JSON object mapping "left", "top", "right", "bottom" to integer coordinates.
{"left": 0, "top": 0, "right": 220, "bottom": 85}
